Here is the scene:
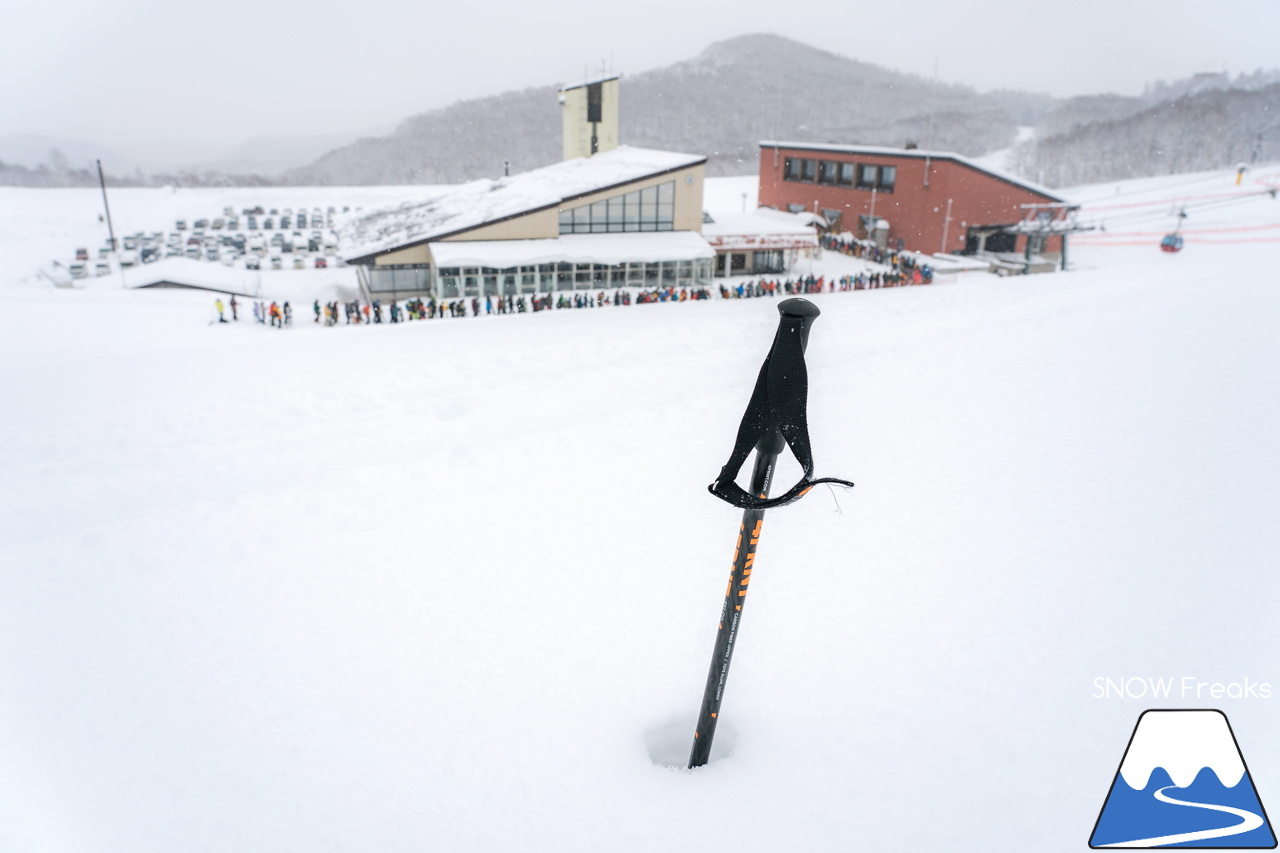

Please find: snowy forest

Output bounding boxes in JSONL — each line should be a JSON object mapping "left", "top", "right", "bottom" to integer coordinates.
{"left": 8, "top": 34, "right": 1277, "bottom": 189}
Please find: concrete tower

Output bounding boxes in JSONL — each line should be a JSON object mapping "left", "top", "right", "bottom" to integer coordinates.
{"left": 559, "top": 75, "right": 619, "bottom": 161}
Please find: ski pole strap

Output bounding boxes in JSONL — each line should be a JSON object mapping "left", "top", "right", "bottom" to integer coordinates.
{"left": 708, "top": 298, "right": 854, "bottom": 510}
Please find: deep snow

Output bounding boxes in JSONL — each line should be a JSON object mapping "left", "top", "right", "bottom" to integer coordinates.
{"left": 1, "top": 170, "right": 1279, "bottom": 852}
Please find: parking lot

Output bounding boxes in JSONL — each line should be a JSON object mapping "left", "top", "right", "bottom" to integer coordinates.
{"left": 65, "top": 203, "right": 353, "bottom": 280}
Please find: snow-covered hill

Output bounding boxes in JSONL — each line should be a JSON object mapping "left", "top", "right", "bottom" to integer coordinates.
{"left": 1, "top": 169, "right": 1278, "bottom": 852}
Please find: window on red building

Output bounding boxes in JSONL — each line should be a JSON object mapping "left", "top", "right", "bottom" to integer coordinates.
{"left": 818, "top": 161, "right": 839, "bottom": 184}
{"left": 855, "top": 164, "right": 897, "bottom": 193}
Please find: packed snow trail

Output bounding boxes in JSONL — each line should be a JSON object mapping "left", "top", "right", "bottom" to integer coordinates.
{"left": 1099, "top": 785, "right": 1264, "bottom": 847}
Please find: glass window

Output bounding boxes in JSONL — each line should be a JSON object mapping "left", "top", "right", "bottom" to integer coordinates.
{"left": 559, "top": 182, "right": 677, "bottom": 234}
{"left": 838, "top": 162, "right": 855, "bottom": 185}
{"left": 556, "top": 262, "right": 574, "bottom": 290}
{"left": 695, "top": 258, "right": 713, "bottom": 284}
{"left": 661, "top": 261, "right": 676, "bottom": 284}
{"left": 801, "top": 159, "right": 816, "bottom": 181}
{"left": 640, "top": 186, "right": 657, "bottom": 225}
{"left": 644, "top": 262, "right": 659, "bottom": 284}
{"left": 627, "top": 262, "right": 644, "bottom": 282}
{"left": 878, "top": 165, "right": 897, "bottom": 192}
{"left": 857, "top": 165, "right": 878, "bottom": 190}
{"left": 609, "top": 265, "right": 626, "bottom": 286}
{"left": 784, "top": 157, "right": 803, "bottom": 181}
{"left": 441, "top": 274, "right": 459, "bottom": 297}
{"left": 819, "top": 161, "right": 839, "bottom": 184}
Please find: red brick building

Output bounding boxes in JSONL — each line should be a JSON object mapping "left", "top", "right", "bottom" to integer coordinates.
{"left": 758, "top": 141, "right": 1065, "bottom": 257}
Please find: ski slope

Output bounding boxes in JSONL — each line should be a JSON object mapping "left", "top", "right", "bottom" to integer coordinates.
{"left": 1, "top": 169, "right": 1279, "bottom": 852}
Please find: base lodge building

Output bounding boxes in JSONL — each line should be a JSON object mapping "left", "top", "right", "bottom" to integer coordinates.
{"left": 758, "top": 141, "right": 1067, "bottom": 258}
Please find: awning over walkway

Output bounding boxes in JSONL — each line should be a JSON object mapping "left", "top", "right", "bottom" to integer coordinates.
{"left": 427, "top": 231, "right": 714, "bottom": 268}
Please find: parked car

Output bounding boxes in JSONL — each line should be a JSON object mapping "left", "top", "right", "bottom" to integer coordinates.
{"left": 244, "top": 256, "right": 260, "bottom": 270}
{"left": 165, "top": 247, "right": 183, "bottom": 258}
{"left": 186, "top": 246, "right": 201, "bottom": 259}
{"left": 246, "top": 216, "right": 258, "bottom": 230}
{"left": 119, "top": 250, "right": 138, "bottom": 267}
{"left": 194, "top": 219, "right": 209, "bottom": 229}
{"left": 98, "top": 246, "right": 111, "bottom": 259}
{"left": 269, "top": 208, "right": 278, "bottom": 215}
{"left": 206, "top": 247, "right": 219, "bottom": 261}
{"left": 75, "top": 247, "right": 89, "bottom": 261}
{"left": 293, "top": 256, "right": 305, "bottom": 270}
{"left": 69, "top": 262, "right": 88, "bottom": 279}
{"left": 226, "top": 217, "right": 239, "bottom": 230}
{"left": 94, "top": 261, "right": 111, "bottom": 277}
{"left": 314, "top": 257, "right": 327, "bottom": 269}
{"left": 175, "top": 219, "right": 187, "bottom": 231}
{"left": 262, "top": 217, "right": 274, "bottom": 230}
{"left": 122, "top": 236, "right": 137, "bottom": 250}
{"left": 280, "top": 215, "right": 291, "bottom": 229}
{"left": 270, "top": 256, "right": 283, "bottom": 270}
{"left": 211, "top": 219, "right": 225, "bottom": 230}
{"left": 140, "top": 246, "right": 160, "bottom": 263}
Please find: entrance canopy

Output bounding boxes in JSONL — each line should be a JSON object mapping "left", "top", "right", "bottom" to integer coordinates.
{"left": 427, "top": 231, "right": 714, "bottom": 268}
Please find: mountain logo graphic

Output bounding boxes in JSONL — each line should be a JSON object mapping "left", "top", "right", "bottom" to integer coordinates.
{"left": 1090, "top": 709, "right": 1276, "bottom": 848}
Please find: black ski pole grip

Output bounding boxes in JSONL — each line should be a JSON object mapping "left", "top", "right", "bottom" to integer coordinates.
{"left": 709, "top": 296, "right": 852, "bottom": 510}
{"left": 776, "top": 296, "right": 820, "bottom": 354}
{"left": 754, "top": 298, "right": 819, "bottom": 454}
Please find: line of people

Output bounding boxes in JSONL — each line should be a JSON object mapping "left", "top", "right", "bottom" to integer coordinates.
{"left": 214, "top": 295, "right": 292, "bottom": 326}
{"left": 216, "top": 269, "right": 927, "bottom": 331}
{"left": 819, "top": 233, "right": 935, "bottom": 282}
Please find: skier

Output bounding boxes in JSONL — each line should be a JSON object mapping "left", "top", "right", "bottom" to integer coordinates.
{"left": 229, "top": 295, "right": 238, "bottom": 321}
{"left": 313, "top": 299, "right": 321, "bottom": 323}
{"left": 215, "top": 298, "right": 227, "bottom": 323}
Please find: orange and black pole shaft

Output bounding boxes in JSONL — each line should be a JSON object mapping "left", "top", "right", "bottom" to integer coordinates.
{"left": 688, "top": 430, "right": 783, "bottom": 768}
{"left": 690, "top": 299, "right": 824, "bottom": 768}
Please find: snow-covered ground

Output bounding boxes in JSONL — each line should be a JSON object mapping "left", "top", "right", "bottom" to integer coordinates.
{"left": 2, "top": 170, "right": 1279, "bottom": 852}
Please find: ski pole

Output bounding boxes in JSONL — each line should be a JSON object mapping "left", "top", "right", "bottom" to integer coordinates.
{"left": 689, "top": 297, "right": 850, "bottom": 768}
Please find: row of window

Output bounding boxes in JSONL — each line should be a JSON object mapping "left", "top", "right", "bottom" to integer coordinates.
{"left": 365, "top": 257, "right": 717, "bottom": 298}
{"left": 366, "top": 265, "right": 432, "bottom": 293}
{"left": 783, "top": 157, "right": 896, "bottom": 192}
{"left": 559, "top": 181, "right": 676, "bottom": 234}
{"left": 438, "top": 260, "right": 713, "bottom": 297}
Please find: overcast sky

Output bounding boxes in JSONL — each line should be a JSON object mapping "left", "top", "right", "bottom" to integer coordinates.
{"left": 4, "top": 0, "right": 1277, "bottom": 158}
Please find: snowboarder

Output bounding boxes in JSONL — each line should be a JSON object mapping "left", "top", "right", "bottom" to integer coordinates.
{"left": 215, "top": 298, "right": 227, "bottom": 323}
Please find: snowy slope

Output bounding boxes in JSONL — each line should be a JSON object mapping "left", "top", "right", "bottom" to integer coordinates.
{"left": 1, "top": 171, "right": 1279, "bottom": 852}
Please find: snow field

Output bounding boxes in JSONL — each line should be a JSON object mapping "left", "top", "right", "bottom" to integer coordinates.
{"left": 2, "top": 173, "right": 1279, "bottom": 851}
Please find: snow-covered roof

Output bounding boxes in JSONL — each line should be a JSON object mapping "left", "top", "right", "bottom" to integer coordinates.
{"left": 343, "top": 147, "right": 706, "bottom": 263}
{"left": 701, "top": 208, "right": 818, "bottom": 251}
{"left": 559, "top": 74, "right": 620, "bottom": 92}
{"left": 429, "top": 232, "right": 713, "bottom": 268}
{"left": 758, "top": 140, "right": 1064, "bottom": 202}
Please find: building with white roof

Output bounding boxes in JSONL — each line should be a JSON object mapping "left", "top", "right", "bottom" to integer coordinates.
{"left": 701, "top": 208, "right": 819, "bottom": 276}
{"left": 343, "top": 145, "right": 715, "bottom": 299}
